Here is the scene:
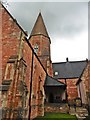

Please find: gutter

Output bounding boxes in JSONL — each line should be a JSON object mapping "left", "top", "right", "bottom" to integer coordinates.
{"left": 28, "top": 51, "right": 34, "bottom": 120}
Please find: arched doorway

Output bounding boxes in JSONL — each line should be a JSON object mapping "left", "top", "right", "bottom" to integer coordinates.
{"left": 49, "top": 93, "right": 54, "bottom": 103}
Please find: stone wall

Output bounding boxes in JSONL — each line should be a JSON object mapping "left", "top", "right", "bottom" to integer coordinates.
{"left": 80, "top": 61, "right": 90, "bottom": 112}
{"left": 81, "top": 61, "right": 90, "bottom": 102}
{"left": 45, "top": 103, "right": 69, "bottom": 113}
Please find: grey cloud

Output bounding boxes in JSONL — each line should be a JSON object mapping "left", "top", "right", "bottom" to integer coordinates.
{"left": 8, "top": 0, "right": 89, "bottom": 2}
{"left": 7, "top": 2, "right": 88, "bottom": 39}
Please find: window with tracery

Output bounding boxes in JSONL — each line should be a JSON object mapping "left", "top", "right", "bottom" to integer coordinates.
{"left": 19, "top": 58, "right": 27, "bottom": 81}
{"left": 4, "top": 55, "right": 17, "bottom": 80}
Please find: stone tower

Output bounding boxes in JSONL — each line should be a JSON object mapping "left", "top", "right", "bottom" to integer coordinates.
{"left": 29, "top": 12, "right": 53, "bottom": 76}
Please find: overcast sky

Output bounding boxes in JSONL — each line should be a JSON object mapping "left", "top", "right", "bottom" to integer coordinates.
{"left": 5, "top": 0, "right": 88, "bottom": 62}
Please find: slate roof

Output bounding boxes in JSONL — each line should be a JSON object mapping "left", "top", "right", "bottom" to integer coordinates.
{"left": 44, "top": 75, "right": 65, "bottom": 86}
{"left": 52, "top": 60, "right": 87, "bottom": 79}
{"left": 30, "top": 12, "right": 50, "bottom": 39}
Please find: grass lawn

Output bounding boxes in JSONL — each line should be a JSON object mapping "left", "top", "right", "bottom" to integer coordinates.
{"left": 34, "top": 113, "right": 77, "bottom": 120}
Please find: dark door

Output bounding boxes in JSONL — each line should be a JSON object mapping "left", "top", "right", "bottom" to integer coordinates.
{"left": 49, "top": 93, "right": 54, "bottom": 103}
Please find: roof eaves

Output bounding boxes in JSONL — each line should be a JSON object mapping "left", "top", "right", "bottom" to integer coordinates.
{"left": 52, "top": 60, "right": 87, "bottom": 65}
{"left": 44, "top": 75, "right": 66, "bottom": 86}
{"left": 78, "top": 62, "right": 88, "bottom": 79}
{"left": 56, "top": 77, "right": 79, "bottom": 79}
{"left": 29, "top": 34, "right": 51, "bottom": 44}
{"left": 76, "top": 62, "right": 88, "bottom": 85}
{"left": 49, "top": 76, "right": 65, "bottom": 85}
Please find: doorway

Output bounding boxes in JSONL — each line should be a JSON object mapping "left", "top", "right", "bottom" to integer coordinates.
{"left": 49, "top": 93, "right": 54, "bottom": 103}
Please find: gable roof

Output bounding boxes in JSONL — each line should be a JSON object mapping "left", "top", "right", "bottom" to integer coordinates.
{"left": 76, "top": 60, "right": 90, "bottom": 85}
{"left": 52, "top": 60, "right": 87, "bottom": 79}
{"left": 30, "top": 12, "right": 50, "bottom": 39}
{"left": 44, "top": 75, "right": 65, "bottom": 86}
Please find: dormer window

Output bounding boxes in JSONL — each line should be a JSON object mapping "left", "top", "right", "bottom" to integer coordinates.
{"left": 54, "top": 71, "right": 58, "bottom": 76}
{"left": 34, "top": 44, "right": 38, "bottom": 53}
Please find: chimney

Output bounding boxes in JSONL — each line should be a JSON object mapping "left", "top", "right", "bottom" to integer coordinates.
{"left": 66, "top": 57, "right": 69, "bottom": 62}
{"left": 86, "top": 58, "right": 88, "bottom": 62}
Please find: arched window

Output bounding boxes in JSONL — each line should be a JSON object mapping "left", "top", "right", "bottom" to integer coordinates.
{"left": 34, "top": 44, "right": 39, "bottom": 53}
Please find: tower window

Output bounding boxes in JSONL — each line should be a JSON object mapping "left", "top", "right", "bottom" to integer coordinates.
{"left": 34, "top": 44, "right": 38, "bottom": 53}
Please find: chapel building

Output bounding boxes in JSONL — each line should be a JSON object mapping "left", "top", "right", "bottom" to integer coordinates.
{"left": 0, "top": 3, "right": 90, "bottom": 119}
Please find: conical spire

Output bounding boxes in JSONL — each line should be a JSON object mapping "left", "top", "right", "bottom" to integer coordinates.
{"left": 30, "top": 12, "right": 49, "bottom": 38}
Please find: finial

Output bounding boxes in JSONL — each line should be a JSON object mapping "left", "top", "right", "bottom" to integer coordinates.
{"left": 66, "top": 57, "right": 69, "bottom": 62}
{"left": 39, "top": 9, "right": 41, "bottom": 15}
{"left": 86, "top": 58, "right": 88, "bottom": 62}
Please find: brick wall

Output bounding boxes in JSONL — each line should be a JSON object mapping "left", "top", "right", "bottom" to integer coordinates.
{"left": 2, "top": 5, "right": 22, "bottom": 82}
{"left": 30, "top": 54, "right": 46, "bottom": 118}
{"left": 66, "top": 78, "right": 78, "bottom": 100}
{"left": 59, "top": 78, "right": 78, "bottom": 100}
{"left": 1, "top": 4, "right": 27, "bottom": 119}
{"left": 22, "top": 39, "right": 46, "bottom": 119}
{"left": 30, "top": 35, "right": 53, "bottom": 76}
{"left": 0, "top": 3, "right": 2, "bottom": 86}
{"left": 1, "top": 4, "right": 46, "bottom": 119}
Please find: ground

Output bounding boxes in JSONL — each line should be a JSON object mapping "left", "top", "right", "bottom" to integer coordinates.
{"left": 34, "top": 113, "right": 77, "bottom": 120}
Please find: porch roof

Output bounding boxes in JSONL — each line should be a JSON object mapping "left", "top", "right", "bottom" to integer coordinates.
{"left": 44, "top": 75, "right": 65, "bottom": 86}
